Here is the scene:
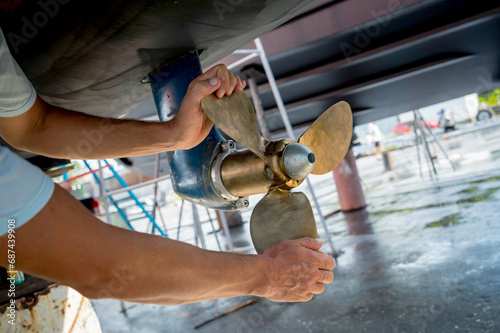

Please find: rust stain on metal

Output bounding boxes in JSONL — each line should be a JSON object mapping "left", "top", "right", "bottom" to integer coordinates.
{"left": 1, "top": 285, "right": 102, "bottom": 332}
{"left": 68, "top": 297, "right": 85, "bottom": 333}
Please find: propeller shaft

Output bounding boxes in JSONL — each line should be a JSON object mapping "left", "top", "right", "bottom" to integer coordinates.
{"left": 220, "top": 149, "right": 284, "bottom": 197}
{"left": 219, "top": 141, "right": 318, "bottom": 198}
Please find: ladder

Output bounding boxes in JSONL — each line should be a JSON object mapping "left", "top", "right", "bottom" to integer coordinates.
{"left": 83, "top": 160, "right": 168, "bottom": 237}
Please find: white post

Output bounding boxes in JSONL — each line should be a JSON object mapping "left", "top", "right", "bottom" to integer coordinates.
{"left": 97, "top": 160, "right": 111, "bottom": 224}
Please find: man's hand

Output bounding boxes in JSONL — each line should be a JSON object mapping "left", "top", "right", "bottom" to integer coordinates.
{"left": 259, "top": 237, "right": 336, "bottom": 302}
{"left": 171, "top": 64, "right": 246, "bottom": 150}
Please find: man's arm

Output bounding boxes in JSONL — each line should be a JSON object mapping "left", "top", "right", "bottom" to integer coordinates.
{"left": 0, "top": 65, "right": 245, "bottom": 159}
{"left": 0, "top": 185, "right": 335, "bottom": 304}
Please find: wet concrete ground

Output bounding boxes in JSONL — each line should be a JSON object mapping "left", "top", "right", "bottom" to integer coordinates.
{"left": 93, "top": 121, "right": 500, "bottom": 333}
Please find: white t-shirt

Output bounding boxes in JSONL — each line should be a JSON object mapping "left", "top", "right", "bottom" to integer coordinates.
{"left": 0, "top": 30, "right": 37, "bottom": 116}
{"left": 368, "top": 122, "right": 384, "bottom": 143}
{"left": 0, "top": 28, "right": 54, "bottom": 235}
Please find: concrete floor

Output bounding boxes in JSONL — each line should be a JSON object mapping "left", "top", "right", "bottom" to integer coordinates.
{"left": 93, "top": 120, "right": 500, "bottom": 333}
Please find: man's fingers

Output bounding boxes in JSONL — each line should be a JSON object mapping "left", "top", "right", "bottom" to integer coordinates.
{"left": 212, "top": 65, "right": 230, "bottom": 98}
{"left": 312, "top": 282, "right": 326, "bottom": 295}
{"left": 318, "top": 270, "right": 334, "bottom": 284}
{"left": 302, "top": 293, "right": 314, "bottom": 302}
{"left": 235, "top": 76, "right": 243, "bottom": 91}
{"left": 316, "top": 252, "right": 336, "bottom": 271}
{"left": 184, "top": 77, "right": 220, "bottom": 108}
{"left": 198, "top": 65, "right": 226, "bottom": 98}
{"left": 226, "top": 72, "right": 238, "bottom": 95}
{"left": 235, "top": 76, "right": 247, "bottom": 91}
{"left": 288, "top": 237, "right": 335, "bottom": 270}
{"left": 294, "top": 237, "right": 323, "bottom": 251}
{"left": 200, "top": 65, "right": 220, "bottom": 80}
{"left": 209, "top": 77, "right": 219, "bottom": 87}
{"left": 201, "top": 64, "right": 243, "bottom": 98}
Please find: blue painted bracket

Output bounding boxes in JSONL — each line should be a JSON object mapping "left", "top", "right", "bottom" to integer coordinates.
{"left": 148, "top": 51, "right": 244, "bottom": 210}
{"left": 149, "top": 51, "right": 202, "bottom": 122}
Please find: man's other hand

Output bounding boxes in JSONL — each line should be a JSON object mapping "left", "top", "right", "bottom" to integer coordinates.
{"left": 172, "top": 64, "right": 246, "bottom": 149}
{"left": 259, "top": 237, "right": 336, "bottom": 302}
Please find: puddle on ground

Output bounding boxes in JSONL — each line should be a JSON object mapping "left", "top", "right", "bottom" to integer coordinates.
{"left": 327, "top": 169, "right": 500, "bottom": 237}
{"left": 457, "top": 187, "right": 477, "bottom": 195}
{"left": 425, "top": 213, "right": 460, "bottom": 228}
{"left": 367, "top": 176, "right": 500, "bottom": 223}
{"left": 456, "top": 187, "right": 500, "bottom": 205}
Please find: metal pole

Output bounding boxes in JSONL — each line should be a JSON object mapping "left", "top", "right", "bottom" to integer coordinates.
{"left": 120, "top": 301, "right": 127, "bottom": 316}
{"left": 206, "top": 208, "right": 222, "bottom": 251}
{"left": 218, "top": 211, "right": 234, "bottom": 252}
{"left": 418, "top": 121, "right": 434, "bottom": 182}
{"left": 152, "top": 153, "right": 161, "bottom": 220}
{"left": 176, "top": 199, "right": 185, "bottom": 241}
{"left": 191, "top": 204, "right": 220, "bottom": 314}
{"left": 419, "top": 113, "right": 458, "bottom": 171}
{"left": 255, "top": 38, "right": 295, "bottom": 138}
{"left": 155, "top": 204, "right": 168, "bottom": 235}
{"left": 305, "top": 178, "right": 337, "bottom": 256}
{"left": 151, "top": 153, "right": 169, "bottom": 232}
{"left": 417, "top": 112, "right": 437, "bottom": 176}
{"left": 413, "top": 117, "right": 423, "bottom": 179}
{"left": 255, "top": 37, "right": 335, "bottom": 252}
{"left": 97, "top": 160, "right": 111, "bottom": 224}
{"left": 97, "top": 160, "right": 105, "bottom": 197}
{"left": 145, "top": 154, "right": 161, "bottom": 234}
{"left": 246, "top": 75, "right": 270, "bottom": 139}
{"left": 227, "top": 53, "right": 259, "bottom": 70}
{"left": 414, "top": 111, "right": 436, "bottom": 180}
{"left": 97, "top": 175, "right": 171, "bottom": 199}
{"left": 191, "top": 203, "right": 207, "bottom": 249}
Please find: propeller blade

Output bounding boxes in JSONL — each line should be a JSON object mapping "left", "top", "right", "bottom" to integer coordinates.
{"left": 298, "top": 101, "right": 353, "bottom": 175}
{"left": 250, "top": 189, "right": 318, "bottom": 254}
{"left": 201, "top": 91, "right": 266, "bottom": 159}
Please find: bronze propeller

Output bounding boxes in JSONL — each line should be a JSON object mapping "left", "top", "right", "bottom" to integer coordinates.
{"left": 202, "top": 91, "right": 352, "bottom": 253}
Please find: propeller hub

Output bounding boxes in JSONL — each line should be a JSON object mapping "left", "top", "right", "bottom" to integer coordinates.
{"left": 281, "top": 143, "right": 316, "bottom": 180}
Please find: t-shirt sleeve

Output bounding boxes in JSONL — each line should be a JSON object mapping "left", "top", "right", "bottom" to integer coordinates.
{"left": 0, "top": 28, "right": 53, "bottom": 234}
{"left": 0, "top": 147, "right": 55, "bottom": 235}
{"left": 0, "top": 28, "right": 37, "bottom": 117}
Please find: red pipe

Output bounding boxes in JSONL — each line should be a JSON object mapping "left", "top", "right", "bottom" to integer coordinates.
{"left": 63, "top": 164, "right": 110, "bottom": 183}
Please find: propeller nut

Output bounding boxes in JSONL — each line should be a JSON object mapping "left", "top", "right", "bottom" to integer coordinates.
{"left": 281, "top": 143, "right": 316, "bottom": 180}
